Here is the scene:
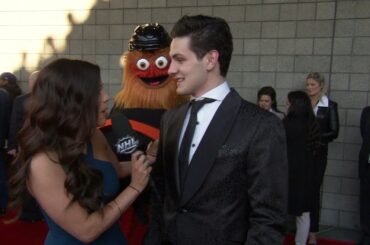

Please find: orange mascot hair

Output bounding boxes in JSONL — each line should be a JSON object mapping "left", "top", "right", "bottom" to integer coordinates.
{"left": 114, "top": 48, "right": 188, "bottom": 110}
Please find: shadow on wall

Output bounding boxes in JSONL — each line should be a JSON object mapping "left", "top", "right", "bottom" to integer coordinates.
{"left": 5, "top": 0, "right": 125, "bottom": 93}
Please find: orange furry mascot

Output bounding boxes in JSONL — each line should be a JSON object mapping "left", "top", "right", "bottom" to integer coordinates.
{"left": 101, "top": 23, "right": 187, "bottom": 245}
{"left": 115, "top": 41, "right": 186, "bottom": 111}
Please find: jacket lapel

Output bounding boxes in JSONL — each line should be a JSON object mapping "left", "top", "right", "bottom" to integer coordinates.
{"left": 165, "top": 103, "right": 189, "bottom": 199}
{"left": 180, "top": 89, "right": 242, "bottom": 206}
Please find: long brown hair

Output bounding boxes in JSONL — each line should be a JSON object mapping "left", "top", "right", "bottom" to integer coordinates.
{"left": 9, "top": 58, "right": 105, "bottom": 214}
{"left": 286, "top": 90, "right": 320, "bottom": 151}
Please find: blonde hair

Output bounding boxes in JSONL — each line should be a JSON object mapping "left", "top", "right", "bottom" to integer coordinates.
{"left": 306, "top": 72, "right": 327, "bottom": 95}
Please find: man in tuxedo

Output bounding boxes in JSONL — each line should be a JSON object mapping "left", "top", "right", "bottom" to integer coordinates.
{"left": 145, "top": 15, "right": 288, "bottom": 245}
{"left": 359, "top": 106, "right": 370, "bottom": 245}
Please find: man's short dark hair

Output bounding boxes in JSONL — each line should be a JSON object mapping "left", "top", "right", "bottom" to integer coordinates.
{"left": 171, "top": 15, "right": 233, "bottom": 77}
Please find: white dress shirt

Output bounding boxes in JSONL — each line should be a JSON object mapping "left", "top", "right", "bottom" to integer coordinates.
{"left": 179, "top": 81, "right": 231, "bottom": 165}
{"left": 314, "top": 94, "right": 329, "bottom": 116}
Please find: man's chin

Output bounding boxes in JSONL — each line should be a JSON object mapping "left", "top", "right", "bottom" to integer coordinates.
{"left": 176, "top": 87, "right": 187, "bottom": 96}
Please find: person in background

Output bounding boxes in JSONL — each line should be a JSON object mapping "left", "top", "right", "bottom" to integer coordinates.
{"left": 283, "top": 91, "right": 320, "bottom": 245}
{"left": 8, "top": 58, "right": 154, "bottom": 245}
{"left": 8, "top": 70, "right": 39, "bottom": 157}
{"left": 305, "top": 72, "right": 339, "bottom": 245}
{"left": 359, "top": 106, "right": 370, "bottom": 245}
{"left": 0, "top": 72, "right": 22, "bottom": 103}
{"left": 7, "top": 70, "right": 43, "bottom": 222}
{"left": 145, "top": 15, "right": 288, "bottom": 245}
{"left": 0, "top": 88, "right": 11, "bottom": 215}
{"left": 0, "top": 72, "right": 22, "bottom": 169}
{"left": 257, "top": 86, "right": 285, "bottom": 119}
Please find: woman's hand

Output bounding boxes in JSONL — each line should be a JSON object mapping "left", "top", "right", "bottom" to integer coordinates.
{"left": 130, "top": 151, "right": 152, "bottom": 192}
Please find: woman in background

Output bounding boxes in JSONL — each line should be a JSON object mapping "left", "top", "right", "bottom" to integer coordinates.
{"left": 305, "top": 72, "right": 339, "bottom": 245}
{"left": 283, "top": 91, "right": 320, "bottom": 245}
{"left": 257, "top": 86, "right": 285, "bottom": 119}
{"left": 9, "top": 58, "right": 154, "bottom": 245}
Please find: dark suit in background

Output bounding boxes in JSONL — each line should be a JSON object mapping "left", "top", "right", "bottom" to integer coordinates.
{"left": 7, "top": 93, "right": 42, "bottom": 221}
{"left": 0, "top": 89, "right": 10, "bottom": 152}
{"left": 359, "top": 106, "right": 370, "bottom": 245}
{"left": 7, "top": 93, "right": 29, "bottom": 152}
{"left": 0, "top": 88, "right": 11, "bottom": 213}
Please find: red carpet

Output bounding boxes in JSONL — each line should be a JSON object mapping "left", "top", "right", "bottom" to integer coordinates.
{"left": 283, "top": 234, "right": 357, "bottom": 245}
{"left": 0, "top": 211, "right": 47, "bottom": 245}
{"left": 0, "top": 209, "right": 358, "bottom": 245}
{"left": 0, "top": 207, "right": 146, "bottom": 245}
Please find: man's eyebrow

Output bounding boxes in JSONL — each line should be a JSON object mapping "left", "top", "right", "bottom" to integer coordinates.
{"left": 171, "top": 53, "right": 182, "bottom": 59}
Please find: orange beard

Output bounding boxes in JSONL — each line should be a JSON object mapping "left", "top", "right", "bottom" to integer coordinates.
{"left": 114, "top": 49, "right": 188, "bottom": 110}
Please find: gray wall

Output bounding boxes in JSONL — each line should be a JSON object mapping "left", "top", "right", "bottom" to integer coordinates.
{"left": 2, "top": 0, "right": 370, "bottom": 230}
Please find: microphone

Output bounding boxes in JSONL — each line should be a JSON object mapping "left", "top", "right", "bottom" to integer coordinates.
{"left": 107, "top": 111, "right": 139, "bottom": 161}
{"left": 108, "top": 111, "right": 162, "bottom": 201}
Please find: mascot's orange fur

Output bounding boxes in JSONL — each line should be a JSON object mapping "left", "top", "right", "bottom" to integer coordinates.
{"left": 115, "top": 48, "right": 188, "bottom": 109}
{"left": 115, "top": 34, "right": 187, "bottom": 110}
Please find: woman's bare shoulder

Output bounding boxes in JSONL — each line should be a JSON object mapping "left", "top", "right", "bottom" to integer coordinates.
{"left": 29, "top": 151, "right": 59, "bottom": 170}
{"left": 27, "top": 151, "right": 66, "bottom": 199}
{"left": 28, "top": 151, "right": 65, "bottom": 189}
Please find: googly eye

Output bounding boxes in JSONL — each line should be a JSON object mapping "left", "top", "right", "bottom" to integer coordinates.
{"left": 155, "top": 56, "right": 168, "bottom": 69}
{"left": 136, "top": 58, "right": 150, "bottom": 71}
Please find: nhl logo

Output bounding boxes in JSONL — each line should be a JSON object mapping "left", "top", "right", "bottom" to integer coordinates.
{"left": 115, "top": 135, "right": 139, "bottom": 154}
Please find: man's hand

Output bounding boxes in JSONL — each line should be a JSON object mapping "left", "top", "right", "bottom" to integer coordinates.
{"left": 145, "top": 140, "right": 159, "bottom": 166}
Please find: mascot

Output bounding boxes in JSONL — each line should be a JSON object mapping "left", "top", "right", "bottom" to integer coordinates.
{"left": 101, "top": 23, "right": 188, "bottom": 245}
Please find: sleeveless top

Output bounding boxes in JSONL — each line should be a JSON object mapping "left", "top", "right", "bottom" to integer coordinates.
{"left": 41, "top": 142, "right": 127, "bottom": 245}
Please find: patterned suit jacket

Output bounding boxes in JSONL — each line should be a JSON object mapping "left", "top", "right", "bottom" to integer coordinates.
{"left": 146, "top": 89, "right": 288, "bottom": 245}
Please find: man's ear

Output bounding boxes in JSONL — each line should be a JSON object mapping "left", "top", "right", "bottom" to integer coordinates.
{"left": 205, "top": 50, "right": 219, "bottom": 71}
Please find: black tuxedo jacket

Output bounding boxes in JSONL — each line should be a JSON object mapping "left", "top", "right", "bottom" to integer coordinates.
{"left": 359, "top": 106, "right": 370, "bottom": 179}
{"left": 145, "top": 89, "right": 288, "bottom": 245}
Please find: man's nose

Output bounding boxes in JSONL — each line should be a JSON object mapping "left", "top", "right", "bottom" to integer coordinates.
{"left": 168, "top": 62, "right": 176, "bottom": 75}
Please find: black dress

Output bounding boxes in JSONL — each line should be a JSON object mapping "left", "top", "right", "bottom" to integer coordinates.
{"left": 284, "top": 116, "right": 319, "bottom": 216}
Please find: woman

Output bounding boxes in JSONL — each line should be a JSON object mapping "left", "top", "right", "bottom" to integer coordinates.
{"left": 257, "top": 86, "right": 285, "bottom": 119}
{"left": 305, "top": 72, "right": 339, "bottom": 245}
{"left": 283, "top": 91, "right": 320, "bottom": 245}
{"left": 8, "top": 58, "right": 154, "bottom": 244}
